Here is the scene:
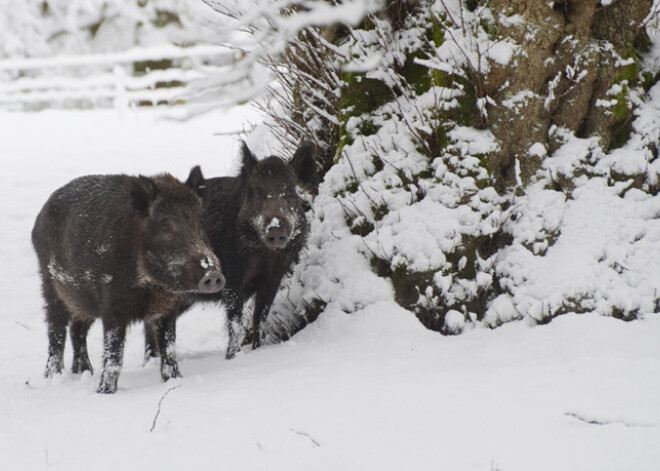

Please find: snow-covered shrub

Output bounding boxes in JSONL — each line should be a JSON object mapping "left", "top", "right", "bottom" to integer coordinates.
{"left": 258, "top": 0, "right": 660, "bottom": 341}
{"left": 261, "top": 2, "right": 515, "bottom": 337}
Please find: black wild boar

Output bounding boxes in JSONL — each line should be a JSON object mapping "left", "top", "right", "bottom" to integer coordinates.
{"left": 146, "top": 141, "right": 317, "bottom": 360}
{"left": 32, "top": 172, "right": 225, "bottom": 394}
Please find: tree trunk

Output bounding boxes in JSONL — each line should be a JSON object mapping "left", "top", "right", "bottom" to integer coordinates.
{"left": 487, "top": 0, "right": 653, "bottom": 189}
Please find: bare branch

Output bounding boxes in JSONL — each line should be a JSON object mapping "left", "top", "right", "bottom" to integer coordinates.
{"left": 149, "top": 385, "right": 181, "bottom": 432}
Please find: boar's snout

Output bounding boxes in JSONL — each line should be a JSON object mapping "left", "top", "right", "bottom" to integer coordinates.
{"left": 198, "top": 269, "right": 225, "bottom": 293}
{"left": 195, "top": 252, "right": 225, "bottom": 293}
{"left": 265, "top": 226, "right": 289, "bottom": 250}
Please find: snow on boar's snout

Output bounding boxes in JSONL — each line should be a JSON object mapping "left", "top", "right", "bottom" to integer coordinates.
{"left": 32, "top": 172, "right": 224, "bottom": 394}
{"left": 236, "top": 154, "right": 309, "bottom": 252}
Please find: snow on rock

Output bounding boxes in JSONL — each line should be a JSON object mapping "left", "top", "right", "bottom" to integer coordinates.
{"left": 484, "top": 293, "right": 520, "bottom": 327}
{"left": 529, "top": 142, "right": 547, "bottom": 157}
{"left": 499, "top": 158, "right": 660, "bottom": 321}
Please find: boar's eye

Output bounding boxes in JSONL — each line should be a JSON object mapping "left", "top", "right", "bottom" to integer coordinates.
{"left": 159, "top": 220, "right": 177, "bottom": 237}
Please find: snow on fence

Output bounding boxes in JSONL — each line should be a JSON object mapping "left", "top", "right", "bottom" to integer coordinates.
{"left": 0, "top": 45, "right": 236, "bottom": 111}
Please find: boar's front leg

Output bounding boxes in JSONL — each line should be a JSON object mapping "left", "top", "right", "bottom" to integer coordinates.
{"left": 70, "top": 318, "right": 94, "bottom": 375}
{"left": 251, "top": 281, "right": 280, "bottom": 350}
{"left": 156, "top": 315, "right": 181, "bottom": 381}
{"left": 145, "top": 299, "right": 190, "bottom": 377}
{"left": 144, "top": 319, "right": 158, "bottom": 365}
{"left": 223, "top": 289, "right": 246, "bottom": 360}
{"left": 97, "top": 321, "right": 127, "bottom": 394}
{"left": 43, "top": 280, "right": 69, "bottom": 378}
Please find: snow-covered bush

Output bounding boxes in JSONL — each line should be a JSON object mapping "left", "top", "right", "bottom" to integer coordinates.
{"left": 261, "top": 2, "right": 511, "bottom": 337}
{"left": 240, "top": 0, "right": 660, "bottom": 342}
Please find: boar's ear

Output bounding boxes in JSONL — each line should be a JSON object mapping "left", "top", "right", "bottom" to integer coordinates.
{"left": 290, "top": 141, "right": 318, "bottom": 191}
{"left": 240, "top": 141, "right": 258, "bottom": 176}
{"left": 130, "top": 176, "right": 159, "bottom": 216}
{"left": 186, "top": 165, "right": 206, "bottom": 198}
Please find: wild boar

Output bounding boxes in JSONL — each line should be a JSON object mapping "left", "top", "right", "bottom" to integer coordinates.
{"left": 146, "top": 141, "right": 317, "bottom": 360}
{"left": 32, "top": 172, "right": 225, "bottom": 393}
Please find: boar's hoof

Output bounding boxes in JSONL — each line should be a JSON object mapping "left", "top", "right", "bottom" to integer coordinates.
{"left": 144, "top": 345, "right": 158, "bottom": 365}
{"left": 198, "top": 270, "right": 225, "bottom": 293}
{"left": 97, "top": 384, "right": 116, "bottom": 394}
{"left": 44, "top": 356, "right": 64, "bottom": 378}
{"left": 97, "top": 371, "right": 119, "bottom": 394}
{"left": 160, "top": 360, "right": 181, "bottom": 382}
{"left": 225, "top": 346, "right": 239, "bottom": 360}
{"left": 71, "top": 355, "right": 94, "bottom": 375}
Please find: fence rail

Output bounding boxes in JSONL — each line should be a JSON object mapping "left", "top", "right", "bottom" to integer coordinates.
{"left": 0, "top": 45, "right": 234, "bottom": 111}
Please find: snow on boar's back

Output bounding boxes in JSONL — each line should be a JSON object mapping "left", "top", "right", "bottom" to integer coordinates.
{"left": 146, "top": 141, "right": 317, "bottom": 361}
{"left": 32, "top": 172, "right": 225, "bottom": 394}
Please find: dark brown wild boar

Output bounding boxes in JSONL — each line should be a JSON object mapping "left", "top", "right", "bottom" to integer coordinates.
{"left": 32, "top": 172, "right": 225, "bottom": 394}
{"left": 146, "top": 141, "right": 317, "bottom": 360}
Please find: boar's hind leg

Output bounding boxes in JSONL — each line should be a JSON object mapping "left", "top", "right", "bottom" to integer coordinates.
{"left": 70, "top": 318, "right": 94, "bottom": 375}
{"left": 43, "top": 281, "right": 69, "bottom": 378}
{"left": 144, "top": 320, "right": 158, "bottom": 365}
{"left": 97, "top": 321, "right": 127, "bottom": 394}
{"left": 156, "top": 315, "right": 181, "bottom": 381}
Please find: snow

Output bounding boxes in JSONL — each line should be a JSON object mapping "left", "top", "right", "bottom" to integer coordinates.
{"left": 200, "top": 256, "right": 217, "bottom": 270}
{"left": 529, "top": 142, "right": 547, "bottom": 157}
{"left": 266, "top": 217, "right": 280, "bottom": 230}
{"left": 2, "top": 0, "right": 660, "bottom": 468}
{"left": 0, "top": 0, "right": 219, "bottom": 60}
{"left": 498, "top": 174, "right": 660, "bottom": 320}
{"left": 1, "top": 105, "right": 659, "bottom": 471}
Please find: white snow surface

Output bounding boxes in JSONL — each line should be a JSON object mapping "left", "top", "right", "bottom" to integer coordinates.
{"left": 1, "top": 108, "right": 660, "bottom": 471}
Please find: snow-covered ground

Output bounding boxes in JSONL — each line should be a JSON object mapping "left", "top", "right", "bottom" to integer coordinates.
{"left": 1, "top": 108, "right": 659, "bottom": 471}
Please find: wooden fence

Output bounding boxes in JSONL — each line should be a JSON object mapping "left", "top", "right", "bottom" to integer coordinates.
{"left": 0, "top": 45, "right": 235, "bottom": 111}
